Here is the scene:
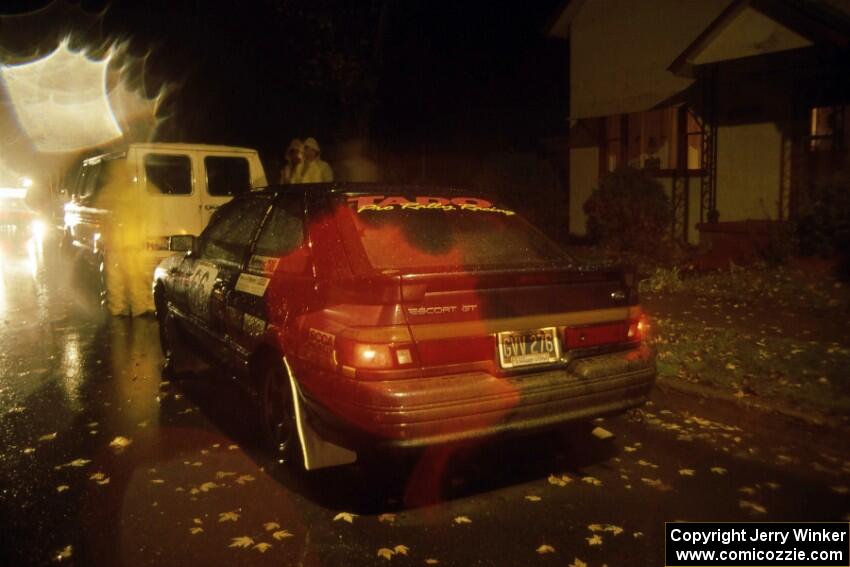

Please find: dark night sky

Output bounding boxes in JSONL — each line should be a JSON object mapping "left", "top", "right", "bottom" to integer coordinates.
{"left": 1, "top": 0, "right": 568, "bottom": 164}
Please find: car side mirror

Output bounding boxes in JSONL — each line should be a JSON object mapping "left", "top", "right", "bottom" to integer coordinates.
{"left": 169, "top": 234, "right": 196, "bottom": 254}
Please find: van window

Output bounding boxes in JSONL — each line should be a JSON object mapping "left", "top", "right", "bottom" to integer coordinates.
{"left": 78, "top": 162, "right": 103, "bottom": 202}
{"left": 145, "top": 154, "right": 192, "bottom": 195}
{"left": 205, "top": 156, "right": 251, "bottom": 196}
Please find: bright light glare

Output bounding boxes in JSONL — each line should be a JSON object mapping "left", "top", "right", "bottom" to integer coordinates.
{"left": 64, "top": 203, "right": 81, "bottom": 228}
{"left": 25, "top": 236, "right": 40, "bottom": 277}
{"left": 21, "top": 177, "right": 32, "bottom": 188}
{"left": 0, "top": 42, "right": 123, "bottom": 152}
{"left": 30, "top": 219, "right": 46, "bottom": 240}
{"left": 0, "top": 188, "right": 27, "bottom": 199}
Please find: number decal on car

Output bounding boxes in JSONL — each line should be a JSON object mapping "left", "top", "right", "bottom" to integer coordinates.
{"left": 187, "top": 262, "right": 218, "bottom": 319}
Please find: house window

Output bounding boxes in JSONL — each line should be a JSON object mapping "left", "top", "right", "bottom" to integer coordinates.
{"left": 809, "top": 106, "right": 846, "bottom": 152}
{"left": 602, "top": 106, "right": 703, "bottom": 173}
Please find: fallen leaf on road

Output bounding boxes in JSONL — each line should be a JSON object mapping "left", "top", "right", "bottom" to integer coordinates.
{"left": 588, "top": 523, "right": 623, "bottom": 535}
{"left": 537, "top": 544, "right": 555, "bottom": 554}
{"left": 264, "top": 522, "right": 280, "bottom": 531}
{"left": 199, "top": 482, "right": 218, "bottom": 493}
{"left": 109, "top": 436, "right": 132, "bottom": 451}
{"left": 592, "top": 426, "right": 614, "bottom": 440}
{"left": 89, "top": 472, "right": 110, "bottom": 485}
{"left": 710, "top": 467, "right": 727, "bottom": 475}
{"left": 569, "top": 559, "right": 587, "bottom": 567}
{"left": 525, "top": 495, "right": 542, "bottom": 502}
{"left": 763, "top": 482, "right": 781, "bottom": 490}
{"left": 39, "top": 432, "right": 57, "bottom": 442}
{"left": 192, "top": 518, "right": 203, "bottom": 525}
{"left": 219, "top": 511, "right": 240, "bottom": 522}
{"left": 394, "top": 545, "right": 409, "bottom": 556}
{"left": 633, "top": 532, "right": 644, "bottom": 538}
{"left": 272, "top": 530, "right": 293, "bottom": 541}
{"left": 254, "top": 542, "right": 272, "bottom": 553}
{"left": 334, "top": 512, "right": 357, "bottom": 523}
{"left": 453, "top": 516, "right": 472, "bottom": 525}
{"left": 228, "top": 444, "right": 239, "bottom": 450}
{"left": 229, "top": 536, "right": 253, "bottom": 549}
{"left": 548, "top": 473, "right": 573, "bottom": 486}
{"left": 189, "top": 527, "right": 203, "bottom": 535}
{"left": 22, "top": 447, "right": 35, "bottom": 454}
{"left": 725, "top": 362, "right": 736, "bottom": 370}
{"left": 739, "top": 500, "right": 767, "bottom": 515}
{"left": 149, "top": 479, "right": 165, "bottom": 484}
{"left": 624, "top": 445, "right": 638, "bottom": 452}
{"left": 56, "top": 485, "right": 69, "bottom": 493}
{"left": 738, "top": 486, "right": 757, "bottom": 496}
{"left": 425, "top": 559, "right": 439, "bottom": 565}
{"left": 641, "top": 477, "right": 672, "bottom": 491}
{"left": 215, "top": 471, "right": 237, "bottom": 479}
{"left": 678, "top": 469, "right": 695, "bottom": 476}
{"left": 235, "top": 474, "right": 255, "bottom": 485}
{"left": 831, "top": 486, "right": 848, "bottom": 494}
{"left": 379, "top": 513, "right": 396, "bottom": 523}
{"left": 377, "top": 548, "right": 394, "bottom": 560}
{"left": 581, "top": 476, "right": 602, "bottom": 487}
{"left": 56, "top": 545, "right": 73, "bottom": 561}
{"left": 586, "top": 534, "right": 603, "bottom": 546}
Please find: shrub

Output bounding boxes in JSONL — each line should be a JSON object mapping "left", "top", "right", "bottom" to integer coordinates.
{"left": 795, "top": 174, "right": 850, "bottom": 259}
{"left": 583, "top": 167, "right": 672, "bottom": 256}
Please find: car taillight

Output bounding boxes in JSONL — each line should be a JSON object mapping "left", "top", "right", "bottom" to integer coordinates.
{"left": 627, "top": 315, "right": 649, "bottom": 341}
{"left": 336, "top": 336, "right": 418, "bottom": 372}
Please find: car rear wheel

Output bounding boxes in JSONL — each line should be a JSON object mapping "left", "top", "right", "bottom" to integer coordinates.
{"left": 260, "top": 356, "right": 302, "bottom": 468}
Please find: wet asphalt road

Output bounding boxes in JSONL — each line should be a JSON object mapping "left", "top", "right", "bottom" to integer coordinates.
{"left": 0, "top": 233, "right": 848, "bottom": 567}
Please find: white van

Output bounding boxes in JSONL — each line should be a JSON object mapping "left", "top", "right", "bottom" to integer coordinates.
{"left": 62, "top": 143, "right": 267, "bottom": 307}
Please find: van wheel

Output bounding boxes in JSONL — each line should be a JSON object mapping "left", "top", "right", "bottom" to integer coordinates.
{"left": 260, "top": 356, "right": 302, "bottom": 468}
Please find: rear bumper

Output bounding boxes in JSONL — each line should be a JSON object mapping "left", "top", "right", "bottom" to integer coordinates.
{"left": 300, "top": 345, "right": 656, "bottom": 450}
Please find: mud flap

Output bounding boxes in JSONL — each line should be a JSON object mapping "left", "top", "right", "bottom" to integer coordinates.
{"left": 283, "top": 358, "right": 357, "bottom": 471}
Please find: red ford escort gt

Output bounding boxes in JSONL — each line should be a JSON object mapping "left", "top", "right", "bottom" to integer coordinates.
{"left": 153, "top": 184, "right": 655, "bottom": 470}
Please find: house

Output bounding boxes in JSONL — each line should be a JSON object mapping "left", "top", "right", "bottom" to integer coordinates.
{"left": 548, "top": 0, "right": 850, "bottom": 255}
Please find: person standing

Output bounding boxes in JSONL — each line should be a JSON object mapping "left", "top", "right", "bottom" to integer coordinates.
{"left": 280, "top": 138, "right": 303, "bottom": 184}
{"left": 296, "top": 137, "right": 333, "bottom": 183}
{"left": 95, "top": 160, "right": 154, "bottom": 316}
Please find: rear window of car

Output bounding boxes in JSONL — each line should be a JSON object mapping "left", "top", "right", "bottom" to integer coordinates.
{"left": 334, "top": 194, "right": 570, "bottom": 272}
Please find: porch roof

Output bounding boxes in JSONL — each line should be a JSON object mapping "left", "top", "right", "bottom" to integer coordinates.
{"left": 669, "top": 0, "right": 850, "bottom": 77}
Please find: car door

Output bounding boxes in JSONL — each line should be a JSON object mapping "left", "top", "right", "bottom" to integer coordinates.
{"left": 182, "top": 194, "right": 271, "bottom": 355}
{"left": 225, "top": 192, "right": 310, "bottom": 356}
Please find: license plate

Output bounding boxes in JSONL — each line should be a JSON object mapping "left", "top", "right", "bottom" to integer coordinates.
{"left": 497, "top": 327, "right": 560, "bottom": 369}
